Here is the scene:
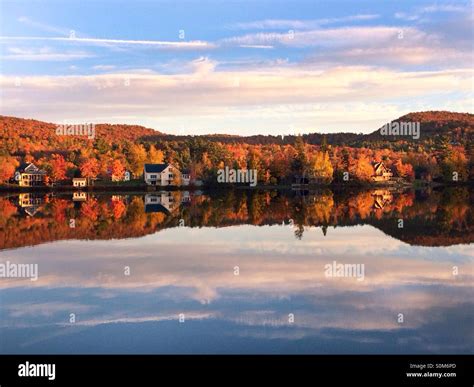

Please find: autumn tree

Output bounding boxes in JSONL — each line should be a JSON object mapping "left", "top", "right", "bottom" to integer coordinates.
{"left": 440, "top": 146, "right": 468, "bottom": 182}
{"left": 148, "top": 145, "right": 164, "bottom": 164}
{"left": 110, "top": 159, "right": 126, "bottom": 181}
{"left": 310, "top": 151, "right": 333, "bottom": 184}
{"left": 353, "top": 155, "right": 374, "bottom": 182}
{"left": 393, "top": 159, "right": 415, "bottom": 181}
{"left": 79, "top": 158, "right": 99, "bottom": 183}
{"left": 128, "top": 144, "right": 147, "bottom": 178}
{"left": 0, "top": 156, "right": 18, "bottom": 183}
{"left": 50, "top": 154, "right": 67, "bottom": 182}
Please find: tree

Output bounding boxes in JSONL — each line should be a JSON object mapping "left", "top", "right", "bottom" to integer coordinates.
{"left": 128, "top": 144, "right": 147, "bottom": 178}
{"left": 394, "top": 159, "right": 415, "bottom": 181}
{"left": 311, "top": 151, "right": 333, "bottom": 184}
{"left": 0, "top": 156, "right": 18, "bottom": 182}
{"left": 110, "top": 159, "right": 125, "bottom": 181}
{"left": 79, "top": 158, "right": 99, "bottom": 183}
{"left": 353, "top": 155, "right": 374, "bottom": 182}
{"left": 148, "top": 145, "right": 164, "bottom": 164}
{"left": 440, "top": 146, "right": 468, "bottom": 182}
{"left": 50, "top": 154, "right": 67, "bottom": 182}
{"left": 172, "top": 170, "right": 182, "bottom": 186}
{"left": 291, "top": 136, "right": 307, "bottom": 175}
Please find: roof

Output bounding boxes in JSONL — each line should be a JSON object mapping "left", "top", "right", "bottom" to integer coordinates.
{"left": 73, "top": 177, "right": 87, "bottom": 181}
{"left": 145, "top": 203, "right": 170, "bottom": 214}
{"left": 144, "top": 163, "right": 170, "bottom": 173}
{"left": 17, "top": 162, "right": 46, "bottom": 174}
{"left": 373, "top": 161, "right": 387, "bottom": 171}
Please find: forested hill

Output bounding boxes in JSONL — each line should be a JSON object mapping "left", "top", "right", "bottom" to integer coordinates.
{"left": 1, "top": 111, "right": 472, "bottom": 149}
{"left": 0, "top": 111, "right": 472, "bottom": 185}
{"left": 0, "top": 116, "right": 160, "bottom": 147}
{"left": 141, "top": 111, "right": 474, "bottom": 145}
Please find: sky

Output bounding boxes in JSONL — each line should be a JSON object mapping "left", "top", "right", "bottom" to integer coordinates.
{"left": 0, "top": 0, "right": 472, "bottom": 135}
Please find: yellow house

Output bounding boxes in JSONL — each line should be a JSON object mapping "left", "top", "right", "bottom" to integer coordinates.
{"left": 16, "top": 163, "right": 47, "bottom": 187}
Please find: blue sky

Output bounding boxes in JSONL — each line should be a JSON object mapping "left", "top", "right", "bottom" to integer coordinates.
{"left": 0, "top": 0, "right": 472, "bottom": 135}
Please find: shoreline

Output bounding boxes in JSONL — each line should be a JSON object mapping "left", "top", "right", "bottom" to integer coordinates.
{"left": 0, "top": 180, "right": 470, "bottom": 193}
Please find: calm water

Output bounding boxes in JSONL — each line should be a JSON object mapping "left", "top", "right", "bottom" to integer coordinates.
{"left": 0, "top": 188, "right": 472, "bottom": 354}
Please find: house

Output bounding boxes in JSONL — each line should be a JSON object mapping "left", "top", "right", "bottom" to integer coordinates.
{"left": 372, "top": 161, "right": 393, "bottom": 182}
{"left": 72, "top": 178, "right": 87, "bottom": 187}
{"left": 111, "top": 170, "right": 130, "bottom": 182}
{"left": 181, "top": 169, "right": 191, "bottom": 186}
{"left": 143, "top": 163, "right": 189, "bottom": 186}
{"left": 15, "top": 163, "right": 47, "bottom": 187}
{"left": 18, "top": 193, "right": 44, "bottom": 216}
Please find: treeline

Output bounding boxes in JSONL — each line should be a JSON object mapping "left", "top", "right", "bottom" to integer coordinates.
{"left": 0, "top": 112, "right": 472, "bottom": 185}
{"left": 1, "top": 187, "right": 472, "bottom": 250}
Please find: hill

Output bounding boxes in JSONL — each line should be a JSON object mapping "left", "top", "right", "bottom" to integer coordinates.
{"left": 0, "top": 111, "right": 472, "bottom": 184}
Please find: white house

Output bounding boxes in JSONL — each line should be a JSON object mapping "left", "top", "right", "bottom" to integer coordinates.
{"left": 143, "top": 163, "right": 190, "bottom": 186}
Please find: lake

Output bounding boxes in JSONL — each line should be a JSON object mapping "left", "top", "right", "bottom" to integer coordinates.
{"left": 0, "top": 187, "right": 472, "bottom": 354}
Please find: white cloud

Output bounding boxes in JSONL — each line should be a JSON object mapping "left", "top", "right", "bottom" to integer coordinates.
{"left": 0, "top": 61, "right": 470, "bottom": 134}
{"left": 17, "top": 16, "right": 69, "bottom": 35}
{"left": 92, "top": 65, "right": 116, "bottom": 71}
{"left": 3, "top": 46, "right": 93, "bottom": 61}
{"left": 220, "top": 26, "right": 430, "bottom": 49}
{"left": 0, "top": 36, "right": 216, "bottom": 50}
{"left": 232, "top": 14, "right": 380, "bottom": 30}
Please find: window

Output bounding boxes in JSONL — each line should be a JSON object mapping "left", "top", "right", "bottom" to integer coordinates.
{"left": 150, "top": 174, "right": 157, "bottom": 179}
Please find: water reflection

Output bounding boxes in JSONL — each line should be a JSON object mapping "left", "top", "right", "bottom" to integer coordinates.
{"left": 0, "top": 188, "right": 472, "bottom": 353}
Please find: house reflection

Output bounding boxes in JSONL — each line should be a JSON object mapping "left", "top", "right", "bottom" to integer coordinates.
{"left": 73, "top": 192, "right": 88, "bottom": 202}
{"left": 18, "top": 193, "right": 44, "bottom": 216}
{"left": 144, "top": 191, "right": 191, "bottom": 213}
{"left": 371, "top": 189, "right": 393, "bottom": 209}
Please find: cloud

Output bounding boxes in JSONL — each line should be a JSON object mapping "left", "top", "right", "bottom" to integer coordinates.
{"left": 220, "top": 26, "right": 430, "bottom": 49}
{"left": 232, "top": 14, "right": 380, "bottom": 30}
{"left": 239, "top": 44, "right": 274, "bottom": 49}
{"left": 0, "top": 36, "right": 216, "bottom": 50}
{"left": 395, "top": 3, "right": 470, "bottom": 20}
{"left": 17, "top": 16, "right": 69, "bottom": 35}
{"left": 420, "top": 4, "right": 467, "bottom": 13}
{"left": 0, "top": 60, "right": 471, "bottom": 134}
{"left": 92, "top": 65, "right": 116, "bottom": 71}
{"left": 3, "top": 46, "right": 93, "bottom": 61}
